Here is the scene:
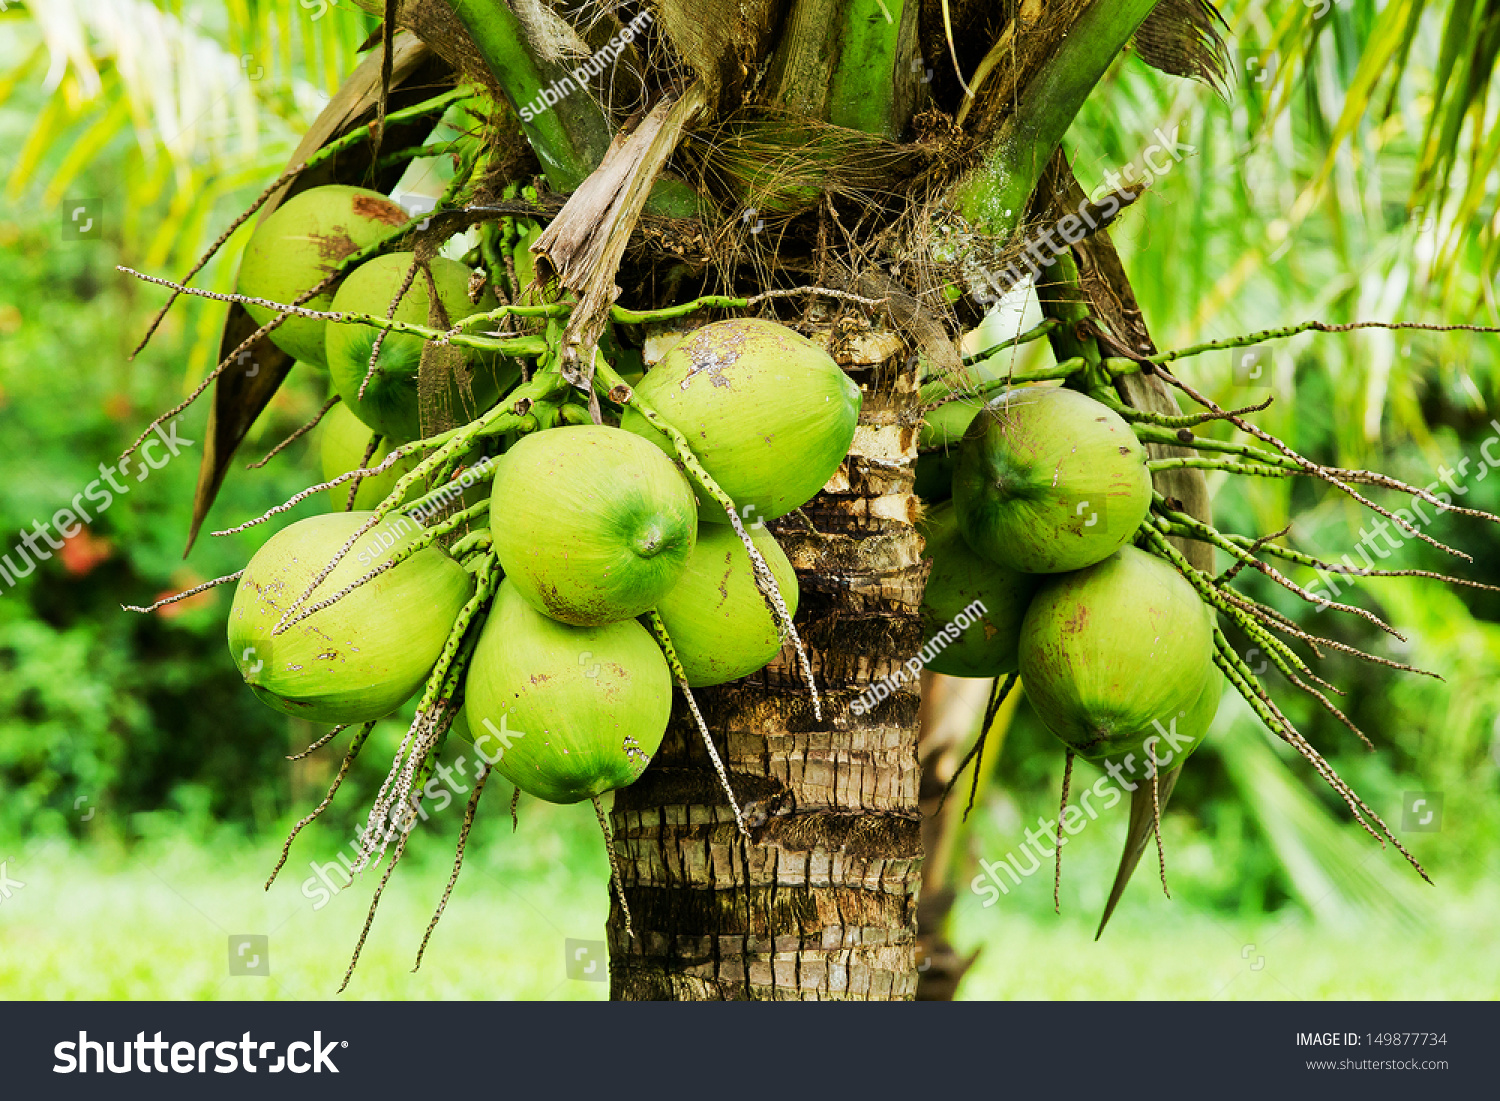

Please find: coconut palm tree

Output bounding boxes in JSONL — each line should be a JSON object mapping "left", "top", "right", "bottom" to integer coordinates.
{"left": 12, "top": 0, "right": 1500, "bottom": 1001}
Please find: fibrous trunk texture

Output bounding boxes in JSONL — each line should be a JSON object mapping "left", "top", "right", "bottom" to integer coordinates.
{"left": 609, "top": 321, "right": 926, "bottom": 1000}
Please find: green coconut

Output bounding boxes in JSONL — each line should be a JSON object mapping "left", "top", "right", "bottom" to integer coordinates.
{"left": 236, "top": 185, "right": 409, "bottom": 368}
{"left": 1018, "top": 545, "right": 1215, "bottom": 763}
{"left": 619, "top": 318, "right": 861, "bottom": 524}
{"left": 325, "top": 252, "right": 520, "bottom": 443}
{"left": 227, "top": 511, "right": 472, "bottom": 724}
{"left": 915, "top": 399, "right": 982, "bottom": 503}
{"left": 952, "top": 386, "right": 1151, "bottom": 573}
{"left": 463, "top": 580, "right": 672, "bottom": 804}
{"left": 490, "top": 425, "right": 698, "bottom": 625}
{"left": 655, "top": 522, "right": 799, "bottom": 686}
{"left": 918, "top": 501, "right": 1039, "bottom": 678}
{"left": 319, "top": 400, "right": 422, "bottom": 510}
{"left": 1147, "top": 665, "right": 1222, "bottom": 770}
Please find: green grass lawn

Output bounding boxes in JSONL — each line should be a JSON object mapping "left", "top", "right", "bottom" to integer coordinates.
{"left": 0, "top": 801, "right": 614, "bottom": 1000}
{"left": 2, "top": 801, "right": 1495, "bottom": 1000}
{"left": 952, "top": 892, "right": 1500, "bottom": 1000}
{"left": 950, "top": 785, "right": 1500, "bottom": 1000}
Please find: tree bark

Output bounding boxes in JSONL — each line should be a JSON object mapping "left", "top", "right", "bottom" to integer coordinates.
{"left": 609, "top": 323, "right": 927, "bottom": 1000}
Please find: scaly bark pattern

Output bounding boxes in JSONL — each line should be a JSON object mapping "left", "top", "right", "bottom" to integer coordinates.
{"left": 609, "top": 322, "right": 927, "bottom": 1000}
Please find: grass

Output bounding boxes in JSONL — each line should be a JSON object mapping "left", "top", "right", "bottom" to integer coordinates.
{"left": 952, "top": 891, "right": 1500, "bottom": 1000}
{"left": 3, "top": 791, "right": 1496, "bottom": 1000}
{"left": 950, "top": 775, "right": 1500, "bottom": 1000}
{"left": 0, "top": 799, "right": 613, "bottom": 1000}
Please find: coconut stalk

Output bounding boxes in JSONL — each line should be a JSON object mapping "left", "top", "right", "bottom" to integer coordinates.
{"left": 433, "top": 0, "right": 613, "bottom": 191}
{"left": 764, "top": 0, "right": 925, "bottom": 140}
{"left": 950, "top": 0, "right": 1161, "bottom": 240}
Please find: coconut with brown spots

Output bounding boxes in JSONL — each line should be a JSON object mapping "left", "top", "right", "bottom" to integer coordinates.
{"left": 489, "top": 425, "right": 697, "bottom": 626}
{"left": 620, "top": 317, "right": 861, "bottom": 524}
{"left": 227, "top": 510, "right": 472, "bottom": 724}
{"left": 235, "top": 185, "right": 409, "bottom": 368}
{"left": 463, "top": 580, "right": 671, "bottom": 804}
{"left": 952, "top": 385, "right": 1152, "bottom": 574}
{"left": 655, "top": 521, "right": 799, "bottom": 686}
{"left": 1018, "top": 545, "right": 1217, "bottom": 763}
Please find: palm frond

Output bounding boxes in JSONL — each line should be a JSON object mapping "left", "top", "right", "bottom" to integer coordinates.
{"left": 1213, "top": 696, "right": 1432, "bottom": 930}
{"left": 1134, "top": 0, "right": 1231, "bottom": 91}
{"left": 3, "top": 0, "right": 375, "bottom": 253}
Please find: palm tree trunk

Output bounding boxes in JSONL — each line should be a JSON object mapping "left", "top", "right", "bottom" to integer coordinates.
{"left": 609, "top": 325, "right": 926, "bottom": 1000}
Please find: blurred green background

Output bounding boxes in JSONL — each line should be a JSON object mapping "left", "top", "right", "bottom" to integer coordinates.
{"left": 0, "top": 0, "right": 1496, "bottom": 999}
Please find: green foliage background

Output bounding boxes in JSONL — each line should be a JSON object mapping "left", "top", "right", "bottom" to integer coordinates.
{"left": 0, "top": 0, "right": 1496, "bottom": 997}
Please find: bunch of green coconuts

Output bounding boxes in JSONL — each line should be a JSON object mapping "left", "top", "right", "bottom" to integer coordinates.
{"left": 916, "top": 384, "right": 1221, "bottom": 771}
{"left": 224, "top": 184, "right": 862, "bottom": 813}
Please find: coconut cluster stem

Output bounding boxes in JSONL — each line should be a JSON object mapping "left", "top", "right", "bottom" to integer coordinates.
{"left": 1147, "top": 457, "right": 1289, "bottom": 478}
{"left": 1152, "top": 362, "right": 1473, "bottom": 562}
{"left": 940, "top": 672, "right": 1019, "bottom": 821}
{"left": 961, "top": 318, "right": 1060, "bottom": 364}
{"left": 1151, "top": 496, "right": 1404, "bottom": 639}
{"left": 1137, "top": 521, "right": 1436, "bottom": 881}
{"left": 265, "top": 721, "right": 375, "bottom": 890}
{"left": 1148, "top": 318, "right": 1500, "bottom": 367}
{"left": 920, "top": 355, "right": 1087, "bottom": 408}
{"left": 592, "top": 795, "right": 634, "bottom": 940}
{"left": 1139, "top": 526, "right": 1384, "bottom": 748}
{"left": 264, "top": 373, "right": 561, "bottom": 635}
{"left": 121, "top": 271, "right": 551, "bottom": 360}
{"left": 1212, "top": 629, "right": 1429, "bottom": 882}
{"left": 645, "top": 611, "right": 751, "bottom": 842}
{"left": 1105, "top": 390, "right": 1273, "bottom": 430}
{"left": 1211, "top": 528, "right": 1500, "bottom": 597}
{"left": 357, "top": 553, "right": 499, "bottom": 874}
{"left": 273, "top": 498, "right": 492, "bottom": 636}
{"left": 413, "top": 760, "right": 492, "bottom": 972}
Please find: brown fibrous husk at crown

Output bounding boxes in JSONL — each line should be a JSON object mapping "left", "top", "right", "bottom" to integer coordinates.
{"left": 365, "top": 0, "right": 1064, "bottom": 394}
